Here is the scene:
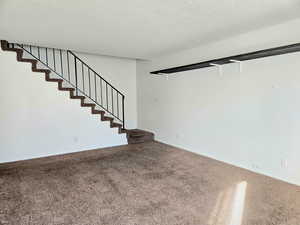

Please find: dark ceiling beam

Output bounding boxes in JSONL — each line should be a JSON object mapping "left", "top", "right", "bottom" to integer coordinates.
{"left": 150, "top": 42, "right": 300, "bottom": 75}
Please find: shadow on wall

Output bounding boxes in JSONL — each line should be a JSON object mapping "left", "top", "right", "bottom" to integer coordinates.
{"left": 208, "top": 181, "right": 247, "bottom": 225}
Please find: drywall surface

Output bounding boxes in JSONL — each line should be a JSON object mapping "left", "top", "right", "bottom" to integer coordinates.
{"left": 137, "top": 20, "right": 300, "bottom": 186}
{"left": 0, "top": 48, "right": 136, "bottom": 163}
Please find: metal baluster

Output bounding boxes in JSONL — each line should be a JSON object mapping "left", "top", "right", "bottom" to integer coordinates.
{"left": 60, "top": 49, "right": 63, "bottom": 77}
{"left": 67, "top": 51, "right": 70, "bottom": 81}
{"left": 38, "top": 46, "right": 40, "bottom": 59}
{"left": 88, "top": 69, "right": 91, "bottom": 97}
{"left": 46, "top": 48, "right": 48, "bottom": 65}
{"left": 53, "top": 48, "right": 56, "bottom": 71}
{"left": 94, "top": 73, "right": 97, "bottom": 102}
{"left": 75, "top": 57, "right": 78, "bottom": 95}
{"left": 82, "top": 63, "right": 85, "bottom": 92}
{"left": 122, "top": 96, "right": 125, "bottom": 129}
{"left": 100, "top": 78, "right": 103, "bottom": 105}
{"left": 117, "top": 93, "right": 119, "bottom": 118}
{"left": 29, "top": 45, "right": 32, "bottom": 53}
{"left": 111, "top": 87, "right": 114, "bottom": 115}
{"left": 106, "top": 83, "right": 108, "bottom": 111}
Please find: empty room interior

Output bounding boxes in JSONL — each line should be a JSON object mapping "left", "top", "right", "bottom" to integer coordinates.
{"left": 1, "top": 0, "right": 300, "bottom": 224}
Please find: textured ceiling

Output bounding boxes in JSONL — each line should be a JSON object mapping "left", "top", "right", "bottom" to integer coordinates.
{"left": 1, "top": 0, "right": 300, "bottom": 59}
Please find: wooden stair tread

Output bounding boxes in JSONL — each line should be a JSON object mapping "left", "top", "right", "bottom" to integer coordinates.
{"left": 81, "top": 103, "right": 95, "bottom": 107}
{"left": 46, "top": 78, "right": 63, "bottom": 82}
{"left": 19, "top": 58, "right": 37, "bottom": 64}
{"left": 59, "top": 87, "right": 75, "bottom": 91}
{"left": 32, "top": 68, "right": 51, "bottom": 73}
{"left": 102, "top": 116, "right": 114, "bottom": 121}
{"left": 71, "top": 96, "right": 85, "bottom": 99}
{"left": 92, "top": 109, "right": 105, "bottom": 114}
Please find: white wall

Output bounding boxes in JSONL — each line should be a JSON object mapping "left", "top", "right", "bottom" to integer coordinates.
{"left": 0, "top": 48, "right": 137, "bottom": 163}
{"left": 137, "top": 19, "right": 300, "bottom": 186}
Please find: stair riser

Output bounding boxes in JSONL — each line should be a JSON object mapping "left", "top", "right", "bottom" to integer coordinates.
{"left": 126, "top": 129, "right": 154, "bottom": 144}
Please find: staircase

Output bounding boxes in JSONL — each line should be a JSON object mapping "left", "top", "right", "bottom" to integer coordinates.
{"left": 1, "top": 40, "right": 154, "bottom": 144}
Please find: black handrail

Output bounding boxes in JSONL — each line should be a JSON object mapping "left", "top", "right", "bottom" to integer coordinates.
{"left": 8, "top": 42, "right": 125, "bottom": 129}
{"left": 67, "top": 51, "right": 124, "bottom": 97}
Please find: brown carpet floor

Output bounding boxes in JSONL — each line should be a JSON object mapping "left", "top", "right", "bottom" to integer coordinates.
{"left": 0, "top": 141, "right": 300, "bottom": 225}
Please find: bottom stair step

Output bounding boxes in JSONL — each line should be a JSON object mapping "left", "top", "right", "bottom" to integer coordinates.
{"left": 126, "top": 129, "right": 154, "bottom": 144}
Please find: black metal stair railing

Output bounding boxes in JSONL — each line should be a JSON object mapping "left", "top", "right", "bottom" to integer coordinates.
{"left": 6, "top": 42, "right": 125, "bottom": 129}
